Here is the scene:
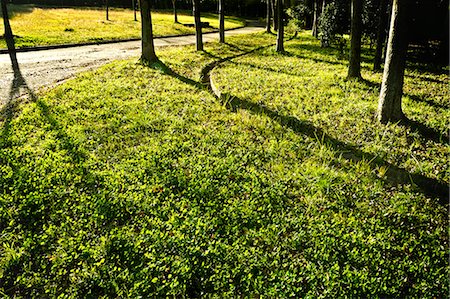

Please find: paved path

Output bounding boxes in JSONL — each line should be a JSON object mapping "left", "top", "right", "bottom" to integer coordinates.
{"left": 0, "top": 26, "right": 263, "bottom": 105}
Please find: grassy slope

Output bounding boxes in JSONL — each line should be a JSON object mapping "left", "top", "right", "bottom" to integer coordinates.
{"left": 0, "top": 32, "right": 448, "bottom": 297}
{"left": 0, "top": 5, "right": 245, "bottom": 49}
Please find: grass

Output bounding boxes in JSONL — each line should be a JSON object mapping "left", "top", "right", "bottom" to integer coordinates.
{"left": 0, "top": 5, "right": 245, "bottom": 49}
{"left": 0, "top": 32, "right": 448, "bottom": 297}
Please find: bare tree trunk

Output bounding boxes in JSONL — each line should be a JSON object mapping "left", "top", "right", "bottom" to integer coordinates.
{"left": 272, "top": 0, "right": 278, "bottom": 31}
{"left": 377, "top": 0, "right": 408, "bottom": 123}
{"left": 132, "top": 0, "right": 137, "bottom": 21}
{"left": 347, "top": 0, "right": 362, "bottom": 79}
{"left": 373, "top": 0, "right": 388, "bottom": 71}
{"left": 382, "top": 0, "right": 392, "bottom": 61}
{"left": 1, "top": 0, "right": 13, "bottom": 46}
{"left": 312, "top": 0, "right": 318, "bottom": 37}
{"left": 139, "top": 0, "right": 158, "bottom": 63}
{"left": 266, "top": 0, "right": 271, "bottom": 33}
{"left": 276, "top": 0, "right": 284, "bottom": 52}
{"left": 106, "top": 0, "right": 109, "bottom": 21}
{"left": 172, "top": 0, "right": 178, "bottom": 23}
{"left": 193, "top": 0, "right": 203, "bottom": 51}
{"left": 219, "top": 0, "right": 225, "bottom": 43}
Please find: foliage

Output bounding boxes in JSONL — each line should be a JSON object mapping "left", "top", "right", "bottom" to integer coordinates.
{"left": 0, "top": 32, "right": 448, "bottom": 297}
{"left": 0, "top": 5, "right": 245, "bottom": 49}
{"left": 317, "top": 1, "right": 347, "bottom": 48}
{"left": 286, "top": 1, "right": 311, "bottom": 32}
{"left": 362, "top": 0, "right": 381, "bottom": 45}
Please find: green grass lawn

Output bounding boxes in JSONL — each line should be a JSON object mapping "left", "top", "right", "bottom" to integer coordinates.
{"left": 0, "top": 5, "right": 245, "bottom": 49}
{"left": 0, "top": 32, "right": 448, "bottom": 297}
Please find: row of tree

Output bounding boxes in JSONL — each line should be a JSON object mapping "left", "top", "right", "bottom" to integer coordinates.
{"left": 139, "top": 0, "right": 413, "bottom": 123}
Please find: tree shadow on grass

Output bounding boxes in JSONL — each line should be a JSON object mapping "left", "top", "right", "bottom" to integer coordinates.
{"left": 219, "top": 92, "right": 449, "bottom": 205}
{"left": 153, "top": 59, "right": 448, "bottom": 205}
{"left": 406, "top": 94, "right": 449, "bottom": 110}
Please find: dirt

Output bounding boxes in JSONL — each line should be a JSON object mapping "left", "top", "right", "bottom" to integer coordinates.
{"left": 0, "top": 26, "right": 262, "bottom": 107}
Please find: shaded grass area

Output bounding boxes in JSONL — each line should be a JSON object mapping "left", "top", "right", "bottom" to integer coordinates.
{"left": 0, "top": 32, "right": 448, "bottom": 297}
{"left": 0, "top": 5, "right": 245, "bottom": 49}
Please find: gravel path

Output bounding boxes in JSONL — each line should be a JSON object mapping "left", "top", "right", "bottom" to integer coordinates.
{"left": 0, "top": 26, "right": 262, "bottom": 106}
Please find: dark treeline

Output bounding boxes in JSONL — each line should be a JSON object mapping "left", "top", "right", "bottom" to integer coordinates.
{"left": 10, "top": 0, "right": 265, "bottom": 16}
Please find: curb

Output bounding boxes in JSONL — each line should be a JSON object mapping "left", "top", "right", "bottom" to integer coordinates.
{"left": 0, "top": 26, "right": 248, "bottom": 54}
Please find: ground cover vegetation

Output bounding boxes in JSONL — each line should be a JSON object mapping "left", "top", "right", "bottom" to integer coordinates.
{"left": 0, "top": 5, "right": 244, "bottom": 49}
{"left": 0, "top": 31, "right": 448, "bottom": 297}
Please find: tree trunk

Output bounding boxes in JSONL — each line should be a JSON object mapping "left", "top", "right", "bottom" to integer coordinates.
{"left": 172, "top": 0, "right": 178, "bottom": 23}
{"left": 139, "top": 0, "right": 158, "bottom": 63}
{"left": 272, "top": 0, "right": 278, "bottom": 31}
{"left": 266, "top": 0, "right": 271, "bottom": 33}
{"left": 373, "top": 0, "right": 388, "bottom": 71}
{"left": 106, "top": 0, "right": 109, "bottom": 21}
{"left": 347, "top": 0, "right": 362, "bottom": 79}
{"left": 382, "top": 0, "right": 392, "bottom": 61}
{"left": 312, "top": 0, "right": 318, "bottom": 37}
{"left": 219, "top": 0, "right": 225, "bottom": 43}
{"left": 1, "top": 0, "right": 13, "bottom": 45}
{"left": 193, "top": 0, "right": 203, "bottom": 51}
{"left": 132, "top": 0, "right": 137, "bottom": 21}
{"left": 276, "top": 0, "right": 284, "bottom": 52}
{"left": 377, "top": 0, "right": 408, "bottom": 123}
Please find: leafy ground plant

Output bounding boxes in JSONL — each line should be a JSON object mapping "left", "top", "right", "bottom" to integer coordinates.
{"left": 0, "top": 5, "right": 245, "bottom": 49}
{"left": 0, "top": 32, "right": 448, "bottom": 297}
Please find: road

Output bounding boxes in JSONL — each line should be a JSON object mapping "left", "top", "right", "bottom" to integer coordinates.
{"left": 0, "top": 26, "right": 262, "bottom": 105}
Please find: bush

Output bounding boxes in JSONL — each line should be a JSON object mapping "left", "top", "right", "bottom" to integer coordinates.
{"left": 318, "top": 0, "right": 348, "bottom": 48}
{"left": 286, "top": 1, "right": 311, "bottom": 32}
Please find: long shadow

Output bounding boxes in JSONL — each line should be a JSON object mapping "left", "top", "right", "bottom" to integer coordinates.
{"left": 152, "top": 58, "right": 448, "bottom": 205}
{"left": 219, "top": 93, "right": 448, "bottom": 205}
{"left": 349, "top": 79, "right": 449, "bottom": 145}
{"left": 406, "top": 94, "right": 449, "bottom": 110}
{"left": 400, "top": 117, "right": 449, "bottom": 145}
{"left": 1, "top": 1, "right": 37, "bottom": 146}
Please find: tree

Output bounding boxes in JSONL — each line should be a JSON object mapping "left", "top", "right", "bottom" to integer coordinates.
{"left": 1, "top": 0, "right": 14, "bottom": 51}
{"left": 373, "top": 0, "right": 389, "bottom": 71}
{"left": 266, "top": 0, "right": 272, "bottom": 33}
{"left": 132, "top": 0, "right": 137, "bottom": 21}
{"left": 275, "top": 0, "right": 284, "bottom": 52}
{"left": 377, "top": 0, "right": 408, "bottom": 123}
{"left": 172, "top": 0, "right": 179, "bottom": 23}
{"left": 193, "top": 0, "right": 203, "bottom": 51}
{"left": 347, "top": 0, "right": 362, "bottom": 79}
{"left": 311, "top": 0, "right": 319, "bottom": 37}
{"left": 272, "top": 0, "right": 278, "bottom": 31}
{"left": 106, "top": 0, "right": 110, "bottom": 21}
{"left": 139, "top": 0, "right": 158, "bottom": 63}
{"left": 219, "top": 0, "right": 225, "bottom": 43}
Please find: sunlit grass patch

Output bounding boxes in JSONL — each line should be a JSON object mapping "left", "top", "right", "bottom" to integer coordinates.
{"left": 0, "top": 5, "right": 245, "bottom": 49}
{"left": 0, "top": 32, "right": 447, "bottom": 297}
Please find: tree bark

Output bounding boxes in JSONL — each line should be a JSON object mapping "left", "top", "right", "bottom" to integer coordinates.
{"left": 106, "top": 0, "right": 109, "bottom": 21}
{"left": 172, "top": 0, "right": 178, "bottom": 23}
{"left": 192, "top": 0, "right": 203, "bottom": 51}
{"left": 132, "top": 0, "right": 137, "bottom": 21}
{"left": 139, "top": 0, "right": 158, "bottom": 63}
{"left": 266, "top": 0, "right": 271, "bottom": 33}
{"left": 219, "top": 0, "right": 225, "bottom": 43}
{"left": 347, "top": 0, "right": 363, "bottom": 79}
{"left": 1, "top": 0, "right": 13, "bottom": 45}
{"left": 377, "top": 0, "right": 408, "bottom": 123}
{"left": 272, "top": 0, "right": 278, "bottom": 31}
{"left": 312, "top": 0, "right": 318, "bottom": 37}
{"left": 276, "top": 0, "right": 284, "bottom": 52}
{"left": 373, "top": 0, "right": 388, "bottom": 71}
